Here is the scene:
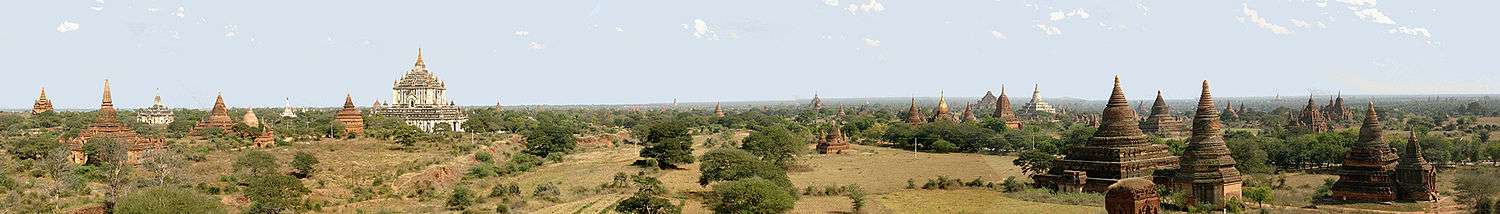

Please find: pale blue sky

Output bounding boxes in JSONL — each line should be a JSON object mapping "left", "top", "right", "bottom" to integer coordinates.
{"left": 1, "top": 0, "right": 1493, "bottom": 109}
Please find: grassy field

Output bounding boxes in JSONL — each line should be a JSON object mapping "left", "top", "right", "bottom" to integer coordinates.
{"left": 878, "top": 189, "right": 1102, "bottom": 214}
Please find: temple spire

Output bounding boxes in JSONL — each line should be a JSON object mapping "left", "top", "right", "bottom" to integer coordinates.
{"left": 415, "top": 48, "right": 425, "bottom": 66}
{"left": 153, "top": 88, "right": 163, "bottom": 106}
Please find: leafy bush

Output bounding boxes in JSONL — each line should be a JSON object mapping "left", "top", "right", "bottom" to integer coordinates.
{"left": 533, "top": 182, "right": 562, "bottom": 202}
{"left": 705, "top": 177, "right": 796, "bottom": 214}
{"left": 291, "top": 152, "right": 319, "bottom": 178}
{"left": 447, "top": 185, "right": 476, "bottom": 210}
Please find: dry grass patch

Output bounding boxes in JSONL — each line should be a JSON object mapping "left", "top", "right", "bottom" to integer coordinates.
{"left": 792, "top": 144, "right": 1024, "bottom": 194}
{"left": 877, "top": 189, "right": 1102, "bottom": 214}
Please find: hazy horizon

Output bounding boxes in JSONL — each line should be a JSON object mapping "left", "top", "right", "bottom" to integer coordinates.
{"left": 4, "top": 0, "right": 1495, "bottom": 109}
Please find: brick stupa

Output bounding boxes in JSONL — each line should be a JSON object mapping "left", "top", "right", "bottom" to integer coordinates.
{"left": 64, "top": 80, "right": 164, "bottom": 164}
{"left": 190, "top": 93, "right": 237, "bottom": 136}
{"left": 993, "top": 86, "right": 1023, "bottom": 130}
{"left": 1036, "top": 76, "right": 1179, "bottom": 192}
{"left": 1331, "top": 102, "right": 1399, "bottom": 201}
{"left": 960, "top": 103, "right": 978, "bottom": 123}
{"left": 816, "top": 120, "right": 852, "bottom": 154}
{"left": 1140, "top": 91, "right": 1187, "bottom": 138}
{"left": 1395, "top": 131, "right": 1437, "bottom": 201}
{"left": 1106, "top": 178, "right": 1161, "bottom": 214}
{"left": 336, "top": 94, "right": 366, "bottom": 135}
{"left": 713, "top": 102, "right": 725, "bottom": 117}
{"left": 905, "top": 98, "right": 927, "bottom": 125}
{"left": 1170, "top": 81, "right": 1243, "bottom": 208}
{"left": 32, "top": 87, "right": 54, "bottom": 115}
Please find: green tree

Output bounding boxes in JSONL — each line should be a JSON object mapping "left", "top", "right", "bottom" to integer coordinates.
{"left": 639, "top": 119, "right": 695, "bottom": 169}
{"left": 115, "top": 187, "right": 227, "bottom": 214}
{"left": 616, "top": 174, "right": 682, "bottom": 214}
{"left": 234, "top": 150, "right": 279, "bottom": 176}
{"left": 1243, "top": 186, "right": 1273, "bottom": 208}
{"left": 5, "top": 132, "right": 61, "bottom": 160}
{"left": 244, "top": 173, "right": 309, "bottom": 214}
{"left": 706, "top": 177, "right": 796, "bottom": 214}
{"left": 698, "top": 148, "right": 787, "bottom": 187}
{"left": 741, "top": 126, "right": 804, "bottom": 168}
{"left": 447, "top": 185, "right": 476, "bottom": 210}
{"left": 847, "top": 184, "right": 867, "bottom": 213}
{"left": 524, "top": 120, "right": 578, "bottom": 157}
{"left": 1013, "top": 150, "right": 1055, "bottom": 176}
{"left": 290, "top": 151, "right": 319, "bottom": 178}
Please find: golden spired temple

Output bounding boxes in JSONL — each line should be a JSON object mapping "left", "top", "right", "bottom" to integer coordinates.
{"left": 65, "top": 80, "right": 164, "bottom": 164}
{"left": 1170, "top": 81, "right": 1243, "bottom": 208}
{"left": 1140, "top": 91, "right": 1187, "bottom": 138}
{"left": 336, "top": 94, "right": 366, "bottom": 135}
{"left": 32, "top": 87, "right": 54, "bottom": 114}
{"left": 373, "top": 49, "right": 468, "bottom": 132}
{"left": 930, "top": 92, "right": 958, "bottom": 123}
{"left": 1035, "top": 76, "right": 1179, "bottom": 192}
{"left": 190, "top": 93, "right": 237, "bottom": 136}
{"left": 1331, "top": 102, "right": 1399, "bottom": 201}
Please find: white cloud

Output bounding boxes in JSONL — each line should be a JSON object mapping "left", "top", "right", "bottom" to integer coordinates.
{"left": 1335, "top": 0, "right": 1377, "bottom": 7}
{"left": 1048, "top": 9, "right": 1091, "bottom": 21}
{"left": 824, "top": 0, "right": 839, "bottom": 7}
{"left": 1239, "top": 3, "right": 1293, "bottom": 35}
{"left": 1290, "top": 19, "right": 1312, "bottom": 28}
{"left": 173, "top": 6, "right": 186, "bottom": 18}
{"left": 513, "top": 31, "right": 530, "bottom": 37}
{"left": 692, "top": 19, "right": 711, "bottom": 38}
{"left": 56, "top": 21, "right": 80, "bottom": 33}
{"left": 1035, "top": 24, "right": 1062, "bottom": 36}
{"left": 614, "top": 26, "right": 625, "bottom": 32}
{"left": 863, "top": 37, "right": 881, "bottom": 47}
{"left": 991, "top": 30, "right": 1008, "bottom": 40}
{"left": 1355, "top": 8, "right": 1396, "bottom": 25}
{"left": 528, "top": 42, "right": 547, "bottom": 50}
{"left": 1388, "top": 27, "right": 1431, "bottom": 38}
{"left": 223, "top": 25, "right": 239, "bottom": 38}
{"left": 845, "top": 0, "right": 885, "bottom": 14}
{"left": 90, "top": 0, "right": 105, "bottom": 12}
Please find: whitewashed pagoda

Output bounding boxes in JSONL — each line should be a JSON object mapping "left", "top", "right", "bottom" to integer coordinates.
{"left": 374, "top": 48, "right": 468, "bottom": 132}
{"left": 280, "top": 97, "right": 298, "bottom": 118}
{"left": 1019, "top": 84, "right": 1058, "bottom": 118}
{"left": 136, "top": 89, "right": 175, "bottom": 126}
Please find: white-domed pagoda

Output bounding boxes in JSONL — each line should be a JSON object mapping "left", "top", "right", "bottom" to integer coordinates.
{"left": 373, "top": 49, "right": 468, "bottom": 132}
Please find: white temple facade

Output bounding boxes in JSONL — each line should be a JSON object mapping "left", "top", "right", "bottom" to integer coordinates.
{"left": 1019, "top": 84, "right": 1058, "bottom": 118}
{"left": 373, "top": 49, "right": 468, "bottom": 132}
{"left": 136, "top": 90, "right": 175, "bottom": 126}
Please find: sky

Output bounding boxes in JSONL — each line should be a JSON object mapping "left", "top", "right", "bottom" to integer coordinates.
{"left": 1, "top": 0, "right": 1495, "bottom": 109}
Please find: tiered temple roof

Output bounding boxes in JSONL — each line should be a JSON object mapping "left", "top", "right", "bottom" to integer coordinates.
{"left": 1141, "top": 91, "right": 1187, "bottom": 138}
{"left": 253, "top": 126, "right": 276, "bottom": 148}
{"left": 1019, "top": 84, "right": 1058, "bottom": 118}
{"left": 1289, "top": 97, "right": 1331, "bottom": 133}
{"left": 190, "top": 93, "right": 237, "bottom": 136}
{"left": 1323, "top": 93, "right": 1355, "bottom": 128}
{"left": 1222, "top": 100, "right": 1240, "bottom": 120}
{"left": 993, "top": 86, "right": 1023, "bottom": 129}
{"left": 1036, "top": 76, "right": 1179, "bottom": 192}
{"left": 1395, "top": 131, "right": 1437, "bottom": 201}
{"left": 977, "top": 90, "right": 998, "bottom": 111}
{"left": 810, "top": 94, "right": 823, "bottom": 111}
{"left": 336, "top": 94, "right": 366, "bottom": 135}
{"left": 905, "top": 98, "right": 927, "bottom": 125}
{"left": 930, "top": 92, "right": 958, "bottom": 123}
{"left": 816, "top": 120, "right": 852, "bottom": 154}
{"left": 714, "top": 102, "right": 725, "bottom": 117}
{"left": 65, "top": 80, "right": 164, "bottom": 164}
{"left": 32, "top": 87, "right": 54, "bottom": 115}
{"left": 1171, "top": 81, "right": 1243, "bottom": 208}
{"left": 375, "top": 49, "right": 469, "bottom": 132}
{"left": 960, "top": 103, "right": 978, "bottom": 123}
{"left": 1331, "top": 102, "right": 1399, "bottom": 201}
{"left": 1105, "top": 178, "right": 1161, "bottom": 214}
{"left": 137, "top": 90, "right": 175, "bottom": 126}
